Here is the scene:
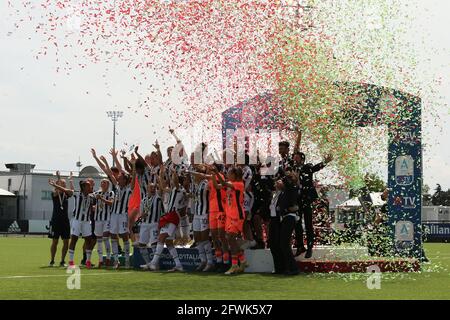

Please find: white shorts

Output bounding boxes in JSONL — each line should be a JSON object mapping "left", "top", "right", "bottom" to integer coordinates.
{"left": 159, "top": 223, "right": 177, "bottom": 240}
{"left": 94, "top": 220, "right": 110, "bottom": 237}
{"left": 139, "top": 223, "right": 159, "bottom": 245}
{"left": 71, "top": 220, "right": 92, "bottom": 238}
{"left": 109, "top": 214, "right": 129, "bottom": 235}
{"left": 193, "top": 214, "right": 209, "bottom": 232}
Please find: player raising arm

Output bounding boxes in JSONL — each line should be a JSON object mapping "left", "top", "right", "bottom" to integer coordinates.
{"left": 50, "top": 178, "right": 96, "bottom": 268}
{"left": 109, "top": 170, "right": 133, "bottom": 269}
{"left": 213, "top": 166, "right": 248, "bottom": 275}
{"left": 134, "top": 160, "right": 165, "bottom": 270}
{"left": 93, "top": 179, "right": 114, "bottom": 268}
{"left": 188, "top": 165, "right": 214, "bottom": 272}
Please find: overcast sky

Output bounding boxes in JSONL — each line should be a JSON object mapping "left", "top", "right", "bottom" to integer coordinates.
{"left": 0, "top": 0, "right": 449, "bottom": 190}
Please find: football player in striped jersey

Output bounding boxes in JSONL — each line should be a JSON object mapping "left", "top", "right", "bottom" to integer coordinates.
{"left": 109, "top": 172, "right": 133, "bottom": 269}
{"left": 134, "top": 157, "right": 165, "bottom": 270}
{"left": 93, "top": 179, "right": 114, "bottom": 268}
{"left": 189, "top": 165, "right": 214, "bottom": 272}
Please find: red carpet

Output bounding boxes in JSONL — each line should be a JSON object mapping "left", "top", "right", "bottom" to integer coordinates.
{"left": 297, "top": 259, "right": 420, "bottom": 273}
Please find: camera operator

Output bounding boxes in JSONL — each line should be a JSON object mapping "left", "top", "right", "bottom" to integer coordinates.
{"left": 292, "top": 152, "right": 333, "bottom": 258}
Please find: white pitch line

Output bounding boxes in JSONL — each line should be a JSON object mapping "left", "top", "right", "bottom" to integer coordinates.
{"left": 0, "top": 272, "right": 133, "bottom": 280}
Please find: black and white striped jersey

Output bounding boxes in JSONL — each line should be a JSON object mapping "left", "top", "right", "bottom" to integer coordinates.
{"left": 244, "top": 190, "right": 255, "bottom": 212}
{"left": 148, "top": 166, "right": 160, "bottom": 185}
{"left": 94, "top": 190, "right": 115, "bottom": 221}
{"left": 188, "top": 178, "right": 196, "bottom": 214}
{"left": 242, "top": 165, "right": 253, "bottom": 191}
{"left": 242, "top": 166, "right": 254, "bottom": 212}
{"left": 167, "top": 187, "right": 188, "bottom": 213}
{"left": 111, "top": 186, "right": 132, "bottom": 215}
{"left": 72, "top": 192, "right": 95, "bottom": 222}
{"left": 141, "top": 194, "right": 164, "bottom": 224}
{"left": 163, "top": 159, "right": 173, "bottom": 186}
{"left": 194, "top": 179, "right": 209, "bottom": 216}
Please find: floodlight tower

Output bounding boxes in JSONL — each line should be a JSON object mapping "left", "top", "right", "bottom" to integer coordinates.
{"left": 106, "top": 110, "right": 123, "bottom": 166}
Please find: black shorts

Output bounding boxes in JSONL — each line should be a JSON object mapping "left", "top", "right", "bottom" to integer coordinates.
{"left": 48, "top": 219, "right": 70, "bottom": 240}
{"left": 131, "top": 218, "right": 142, "bottom": 234}
{"left": 252, "top": 202, "right": 271, "bottom": 221}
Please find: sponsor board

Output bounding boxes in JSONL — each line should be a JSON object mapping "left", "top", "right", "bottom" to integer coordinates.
{"left": 133, "top": 248, "right": 203, "bottom": 271}
{"left": 0, "top": 220, "right": 28, "bottom": 233}
{"left": 395, "top": 155, "right": 414, "bottom": 186}
{"left": 423, "top": 223, "right": 450, "bottom": 240}
{"left": 29, "top": 220, "right": 51, "bottom": 233}
{"left": 422, "top": 207, "right": 450, "bottom": 223}
{"left": 394, "top": 221, "right": 414, "bottom": 253}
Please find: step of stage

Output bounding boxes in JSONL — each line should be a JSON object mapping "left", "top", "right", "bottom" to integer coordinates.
{"left": 295, "top": 245, "right": 369, "bottom": 261}
{"left": 243, "top": 245, "right": 368, "bottom": 273}
{"left": 243, "top": 247, "right": 419, "bottom": 273}
{"left": 297, "top": 259, "right": 420, "bottom": 273}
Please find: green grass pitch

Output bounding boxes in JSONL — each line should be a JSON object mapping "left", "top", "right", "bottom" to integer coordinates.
{"left": 0, "top": 236, "right": 449, "bottom": 300}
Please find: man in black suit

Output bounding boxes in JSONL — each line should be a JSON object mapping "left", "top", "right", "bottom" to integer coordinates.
{"left": 268, "top": 172, "right": 300, "bottom": 275}
{"left": 292, "top": 151, "right": 333, "bottom": 258}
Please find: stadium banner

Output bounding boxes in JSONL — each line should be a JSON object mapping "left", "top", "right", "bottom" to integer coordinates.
{"left": 0, "top": 220, "right": 29, "bottom": 233}
{"left": 388, "top": 92, "right": 422, "bottom": 258}
{"left": 422, "top": 206, "right": 450, "bottom": 241}
{"left": 133, "top": 248, "right": 276, "bottom": 272}
{"left": 423, "top": 223, "right": 450, "bottom": 241}
{"left": 133, "top": 248, "right": 203, "bottom": 271}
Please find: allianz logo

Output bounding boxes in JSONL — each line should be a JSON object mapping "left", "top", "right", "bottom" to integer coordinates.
{"left": 8, "top": 221, "right": 21, "bottom": 233}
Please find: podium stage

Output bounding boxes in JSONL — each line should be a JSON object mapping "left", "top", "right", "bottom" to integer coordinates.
{"left": 132, "top": 245, "right": 420, "bottom": 273}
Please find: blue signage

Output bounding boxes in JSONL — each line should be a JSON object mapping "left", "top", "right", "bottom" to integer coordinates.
{"left": 133, "top": 248, "right": 210, "bottom": 271}
{"left": 423, "top": 223, "right": 450, "bottom": 240}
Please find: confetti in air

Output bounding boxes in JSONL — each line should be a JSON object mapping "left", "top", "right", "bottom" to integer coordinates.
{"left": 7, "top": 1, "right": 447, "bottom": 266}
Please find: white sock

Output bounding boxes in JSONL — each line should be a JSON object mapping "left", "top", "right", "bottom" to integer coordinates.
{"left": 123, "top": 240, "right": 130, "bottom": 263}
{"left": 150, "top": 242, "right": 165, "bottom": 265}
{"left": 175, "top": 225, "right": 182, "bottom": 240}
{"left": 97, "top": 238, "right": 104, "bottom": 262}
{"left": 111, "top": 239, "right": 119, "bottom": 260}
{"left": 69, "top": 249, "right": 75, "bottom": 262}
{"left": 197, "top": 241, "right": 206, "bottom": 264}
{"left": 86, "top": 250, "right": 92, "bottom": 262}
{"left": 140, "top": 247, "right": 151, "bottom": 265}
{"left": 203, "top": 241, "right": 213, "bottom": 265}
{"left": 168, "top": 246, "right": 182, "bottom": 268}
{"left": 180, "top": 216, "right": 190, "bottom": 238}
{"left": 104, "top": 237, "right": 111, "bottom": 259}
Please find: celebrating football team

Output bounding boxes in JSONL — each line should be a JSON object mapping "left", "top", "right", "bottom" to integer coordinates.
{"left": 47, "top": 128, "right": 333, "bottom": 276}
